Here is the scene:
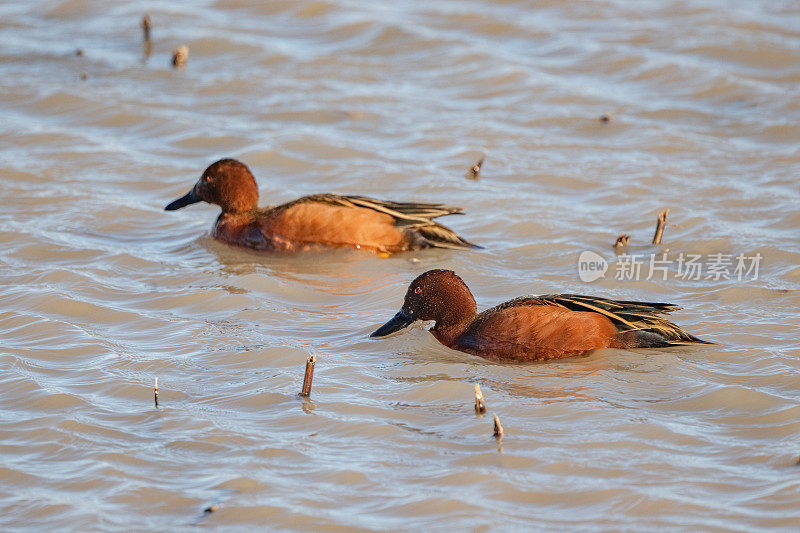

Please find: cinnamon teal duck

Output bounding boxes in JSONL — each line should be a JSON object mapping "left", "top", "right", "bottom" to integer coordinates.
{"left": 371, "top": 269, "right": 711, "bottom": 362}
{"left": 165, "top": 159, "right": 478, "bottom": 254}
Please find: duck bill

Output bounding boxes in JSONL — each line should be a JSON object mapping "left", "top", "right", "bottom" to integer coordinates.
{"left": 165, "top": 188, "right": 201, "bottom": 210}
{"left": 370, "top": 310, "right": 415, "bottom": 338}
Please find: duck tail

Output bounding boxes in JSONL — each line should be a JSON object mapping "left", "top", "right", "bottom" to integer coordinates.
{"left": 413, "top": 221, "right": 482, "bottom": 250}
{"left": 619, "top": 323, "right": 713, "bottom": 348}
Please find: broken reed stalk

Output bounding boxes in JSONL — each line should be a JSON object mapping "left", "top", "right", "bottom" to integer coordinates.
{"left": 154, "top": 377, "right": 159, "bottom": 408}
{"left": 141, "top": 14, "right": 151, "bottom": 42}
{"left": 300, "top": 355, "right": 316, "bottom": 397}
{"left": 204, "top": 504, "right": 219, "bottom": 514}
{"left": 614, "top": 233, "right": 630, "bottom": 249}
{"left": 652, "top": 209, "right": 669, "bottom": 245}
{"left": 465, "top": 153, "right": 486, "bottom": 180}
{"left": 474, "top": 384, "right": 486, "bottom": 414}
{"left": 493, "top": 413, "right": 503, "bottom": 439}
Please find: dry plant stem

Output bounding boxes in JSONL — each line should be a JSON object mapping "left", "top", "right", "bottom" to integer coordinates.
{"left": 142, "top": 14, "right": 151, "bottom": 42}
{"left": 474, "top": 384, "right": 486, "bottom": 414}
{"left": 465, "top": 154, "right": 486, "bottom": 180}
{"left": 652, "top": 209, "right": 669, "bottom": 244}
{"left": 493, "top": 413, "right": 503, "bottom": 438}
{"left": 300, "top": 355, "right": 316, "bottom": 397}
{"left": 204, "top": 505, "right": 219, "bottom": 513}
{"left": 614, "top": 233, "right": 630, "bottom": 249}
{"left": 154, "top": 377, "right": 159, "bottom": 408}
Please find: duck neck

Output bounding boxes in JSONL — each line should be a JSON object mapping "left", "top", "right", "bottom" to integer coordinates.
{"left": 431, "top": 315, "right": 473, "bottom": 348}
{"left": 213, "top": 210, "right": 256, "bottom": 235}
{"left": 218, "top": 207, "right": 259, "bottom": 220}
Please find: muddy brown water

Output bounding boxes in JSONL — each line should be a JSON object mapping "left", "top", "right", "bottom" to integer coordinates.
{"left": 1, "top": 0, "right": 799, "bottom": 530}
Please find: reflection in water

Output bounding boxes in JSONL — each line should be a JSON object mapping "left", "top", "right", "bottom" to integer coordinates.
{"left": 300, "top": 397, "right": 316, "bottom": 414}
{"left": 205, "top": 235, "right": 410, "bottom": 295}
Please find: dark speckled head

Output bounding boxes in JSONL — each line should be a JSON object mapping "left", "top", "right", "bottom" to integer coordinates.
{"left": 165, "top": 158, "right": 259, "bottom": 214}
{"left": 370, "top": 269, "right": 477, "bottom": 337}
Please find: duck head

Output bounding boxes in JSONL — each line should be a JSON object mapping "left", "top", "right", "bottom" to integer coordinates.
{"left": 370, "top": 269, "right": 477, "bottom": 338}
{"left": 165, "top": 158, "right": 259, "bottom": 214}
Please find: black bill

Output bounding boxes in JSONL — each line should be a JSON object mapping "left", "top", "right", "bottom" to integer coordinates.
{"left": 165, "top": 188, "right": 201, "bottom": 210}
{"left": 370, "top": 310, "right": 415, "bottom": 338}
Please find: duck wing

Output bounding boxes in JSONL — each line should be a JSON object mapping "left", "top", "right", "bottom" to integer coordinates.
{"left": 488, "top": 294, "right": 711, "bottom": 345}
{"left": 279, "top": 194, "right": 480, "bottom": 250}
{"left": 339, "top": 195, "right": 465, "bottom": 221}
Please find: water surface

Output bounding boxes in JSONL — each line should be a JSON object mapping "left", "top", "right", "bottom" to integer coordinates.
{"left": 1, "top": 0, "right": 799, "bottom": 530}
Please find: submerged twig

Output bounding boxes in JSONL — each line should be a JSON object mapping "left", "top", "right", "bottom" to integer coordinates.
{"left": 172, "top": 45, "right": 188, "bottom": 68}
{"left": 142, "top": 14, "right": 152, "bottom": 42}
{"left": 465, "top": 153, "right": 486, "bottom": 180}
{"left": 492, "top": 413, "right": 503, "bottom": 439}
{"left": 614, "top": 233, "right": 630, "bottom": 250}
{"left": 652, "top": 209, "right": 669, "bottom": 245}
{"left": 474, "top": 384, "right": 486, "bottom": 414}
{"left": 300, "top": 355, "right": 316, "bottom": 397}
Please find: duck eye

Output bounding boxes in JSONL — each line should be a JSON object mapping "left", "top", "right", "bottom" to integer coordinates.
{"left": 204, "top": 175, "right": 212, "bottom": 182}
{"left": 414, "top": 287, "right": 421, "bottom": 294}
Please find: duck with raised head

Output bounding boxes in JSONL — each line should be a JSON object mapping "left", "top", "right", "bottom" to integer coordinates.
{"left": 165, "top": 159, "right": 479, "bottom": 254}
{"left": 371, "top": 269, "right": 711, "bottom": 362}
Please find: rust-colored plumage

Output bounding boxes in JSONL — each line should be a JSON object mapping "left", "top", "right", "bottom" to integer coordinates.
{"left": 371, "top": 270, "right": 711, "bottom": 362}
{"left": 165, "top": 159, "right": 478, "bottom": 254}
